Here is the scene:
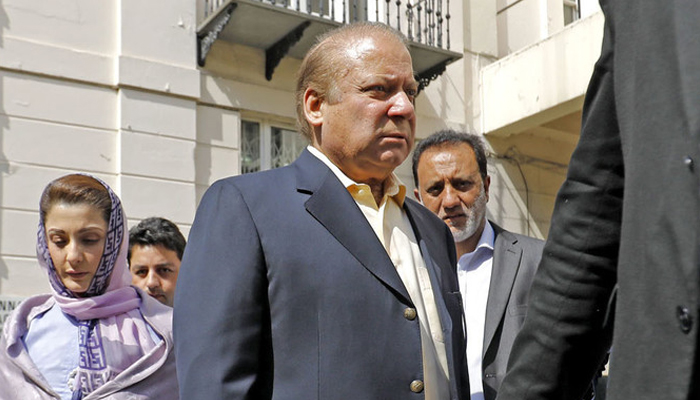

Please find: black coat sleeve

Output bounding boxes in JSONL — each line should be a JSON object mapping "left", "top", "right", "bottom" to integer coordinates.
{"left": 496, "top": 4, "right": 620, "bottom": 399}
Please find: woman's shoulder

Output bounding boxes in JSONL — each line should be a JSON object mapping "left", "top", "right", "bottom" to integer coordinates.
{"left": 13, "top": 293, "right": 54, "bottom": 313}
{"left": 0, "top": 294, "right": 62, "bottom": 400}
{"left": 2, "top": 294, "right": 54, "bottom": 341}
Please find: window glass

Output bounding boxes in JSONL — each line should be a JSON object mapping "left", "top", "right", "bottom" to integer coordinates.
{"left": 271, "top": 127, "right": 307, "bottom": 169}
{"left": 241, "top": 119, "right": 307, "bottom": 173}
{"left": 241, "top": 121, "right": 261, "bottom": 174}
{"left": 564, "top": 0, "right": 580, "bottom": 25}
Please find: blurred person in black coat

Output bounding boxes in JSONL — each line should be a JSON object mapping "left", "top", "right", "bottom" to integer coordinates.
{"left": 497, "top": 1, "right": 700, "bottom": 399}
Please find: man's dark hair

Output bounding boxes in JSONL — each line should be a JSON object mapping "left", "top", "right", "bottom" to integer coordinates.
{"left": 411, "top": 129, "right": 489, "bottom": 187}
{"left": 128, "top": 217, "right": 186, "bottom": 261}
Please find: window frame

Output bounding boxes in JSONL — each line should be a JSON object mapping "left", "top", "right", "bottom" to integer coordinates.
{"left": 240, "top": 114, "right": 305, "bottom": 174}
{"left": 563, "top": 0, "right": 581, "bottom": 25}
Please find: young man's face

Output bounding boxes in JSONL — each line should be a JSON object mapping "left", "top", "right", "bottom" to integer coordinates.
{"left": 129, "top": 244, "right": 181, "bottom": 307}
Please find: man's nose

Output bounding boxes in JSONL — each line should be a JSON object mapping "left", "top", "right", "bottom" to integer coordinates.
{"left": 146, "top": 272, "right": 160, "bottom": 289}
{"left": 442, "top": 186, "right": 461, "bottom": 209}
{"left": 388, "top": 91, "right": 415, "bottom": 118}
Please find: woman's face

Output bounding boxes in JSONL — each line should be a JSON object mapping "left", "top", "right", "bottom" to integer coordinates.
{"left": 44, "top": 203, "right": 108, "bottom": 295}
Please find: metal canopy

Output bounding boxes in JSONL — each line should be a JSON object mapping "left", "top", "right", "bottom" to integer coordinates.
{"left": 197, "top": 0, "right": 463, "bottom": 89}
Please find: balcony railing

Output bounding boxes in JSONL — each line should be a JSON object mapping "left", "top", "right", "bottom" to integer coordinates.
{"left": 197, "top": 0, "right": 462, "bottom": 90}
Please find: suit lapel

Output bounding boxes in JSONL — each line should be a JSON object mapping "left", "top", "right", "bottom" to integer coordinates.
{"left": 404, "top": 201, "right": 443, "bottom": 284}
{"left": 297, "top": 150, "right": 412, "bottom": 304}
{"left": 405, "top": 200, "right": 463, "bottom": 398}
{"left": 483, "top": 226, "right": 522, "bottom": 355}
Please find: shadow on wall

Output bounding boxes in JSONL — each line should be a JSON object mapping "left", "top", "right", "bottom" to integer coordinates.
{"left": 0, "top": 1, "right": 11, "bottom": 293}
{"left": 414, "top": 66, "right": 464, "bottom": 140}
{"left": 485, "top": 133, "right": 574, "bottom": 239}
{"left": 193, "top": 104, "right": 219, "bottom": 206}
{"left": 485, "top": 155, "right": 542, "bottom": 238}
{"left": 435, "top": 65, "right": 466, "bottom": 128}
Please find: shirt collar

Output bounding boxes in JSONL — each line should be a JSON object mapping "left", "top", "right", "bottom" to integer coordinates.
{"left": 476, "top": 220, "right": 495, "bottom": 252}
{"left": 460, "top": 219, "right": 495, "bottom": 257}
{"left": 456, "top": 220, "right": 495, "bottom": 271}
{"left": 307, "top": 145, "right": 407, "bottom": 207}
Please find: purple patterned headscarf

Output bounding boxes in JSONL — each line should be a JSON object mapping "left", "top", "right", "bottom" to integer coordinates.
{"left": 36, "top": 174, "right": 157, "bottom": 399}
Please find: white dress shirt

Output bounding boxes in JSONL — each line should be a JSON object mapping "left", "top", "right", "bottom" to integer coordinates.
{"left": 457, "top": 220, "right": 495, "bottom": 400}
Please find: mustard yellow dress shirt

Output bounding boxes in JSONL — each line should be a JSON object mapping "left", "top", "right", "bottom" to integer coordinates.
{"left": 308, "top": 146, "right": 449, "bottom": 399}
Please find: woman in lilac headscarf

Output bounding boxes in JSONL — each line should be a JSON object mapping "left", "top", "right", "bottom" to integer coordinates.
{"left": 0, "top": 174, "right": 178, "bottom": 399}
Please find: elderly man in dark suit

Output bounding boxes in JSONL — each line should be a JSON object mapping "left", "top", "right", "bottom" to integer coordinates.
{"left": 412, "top": 130, "right": 544, "bottom": 400}
{"left": 173, "top": 22, "right": 468, "bottom": 399}
{"left": 496, "top": 1, "right": 700, "bottom": 399}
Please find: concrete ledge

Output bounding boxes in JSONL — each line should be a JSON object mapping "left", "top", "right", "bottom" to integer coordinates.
{"left": 0, "top": 36, "right": 114, "bottom": 86}
{"left": 118, "top": 55, "right": 201, "bottom": 99}
{"left": 200, "top": 74, "right": 295, "bottom": 119}
{"left": 481, "top": 12, "right": 604, "bottom": 136}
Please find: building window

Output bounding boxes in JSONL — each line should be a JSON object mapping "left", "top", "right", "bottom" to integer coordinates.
{"left": 310, "top": 0, "right": 330, "bottom": 17}
{"left": 564, "top": 0, "right": 580, "bottom": 25}
{"left": 241, "top": 121, "right": 262, "bottom": 174}
{"left": 241, "top": 119, "right": 307, "bottom": 174}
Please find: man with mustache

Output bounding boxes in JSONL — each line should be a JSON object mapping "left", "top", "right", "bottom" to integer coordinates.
{"left": 412, "top": 129, "right": 544, "bottom": 400}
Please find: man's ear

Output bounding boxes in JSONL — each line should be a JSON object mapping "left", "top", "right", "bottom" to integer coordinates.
{"left": 303, "top": 88, "right": 324, "bottom": 128}
{"left": 413, "top": 188, "right": 422, "bottom": 203}
{"left": 483, "top": 175, "right": 491, "bottom": 202}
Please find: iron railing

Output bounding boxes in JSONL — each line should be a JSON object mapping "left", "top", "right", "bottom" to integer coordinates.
{"left": 202, "top": 0, "right": 452, "bottom": 50}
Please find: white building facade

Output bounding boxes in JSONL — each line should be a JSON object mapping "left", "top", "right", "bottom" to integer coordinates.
{"left": 0, "top": 0, "right": 603, "bottom": 302}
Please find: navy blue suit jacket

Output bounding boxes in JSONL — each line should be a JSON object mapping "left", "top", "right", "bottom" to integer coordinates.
{"left": 174, "top": 149, "right": 468, "bottom": 399}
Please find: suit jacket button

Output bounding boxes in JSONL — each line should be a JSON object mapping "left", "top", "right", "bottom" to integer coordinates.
{"left": 410, "top": 380, "right": 424, "bottom": 393}
{"left": 677, "top": 306, "right": 693, "bottom": 333}
{"left": 404, "top": 307, "right": 417, "bottom": 320}
{"left": 683, "top": 156, "right": 694, "bottom": 171}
